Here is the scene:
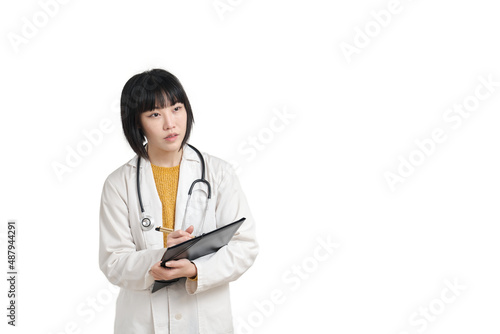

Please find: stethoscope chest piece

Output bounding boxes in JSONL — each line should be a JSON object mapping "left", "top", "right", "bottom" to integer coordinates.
{"left": 141, "top": 213, "right": 154, "bottom": 231}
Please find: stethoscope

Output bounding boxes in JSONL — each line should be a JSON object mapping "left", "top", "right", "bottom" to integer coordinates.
{"left": 137, "top": 144, "right": 212, "bottom": 234}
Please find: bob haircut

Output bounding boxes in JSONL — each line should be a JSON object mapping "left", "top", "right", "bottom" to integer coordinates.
{"left": 120, "top": 69, "right": 194, "bottom": 160}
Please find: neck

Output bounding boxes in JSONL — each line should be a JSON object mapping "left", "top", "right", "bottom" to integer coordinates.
{"left": 147, "top": 146, "right": 183, "bottom": 167}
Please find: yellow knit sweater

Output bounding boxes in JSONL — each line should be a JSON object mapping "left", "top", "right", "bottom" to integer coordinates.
{"left": 151, "top": 163, "right": 180, "bottom": 248}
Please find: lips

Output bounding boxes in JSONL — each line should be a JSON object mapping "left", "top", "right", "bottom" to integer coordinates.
{"left": 164, "top": 133, "right": 179, "bottom": 142}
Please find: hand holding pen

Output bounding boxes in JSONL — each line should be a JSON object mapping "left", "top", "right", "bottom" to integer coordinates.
{"left": 157, "top": 225, "right": 195, "bottom": 248}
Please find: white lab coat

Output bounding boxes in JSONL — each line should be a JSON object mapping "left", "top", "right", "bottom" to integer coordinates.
{"left": 99, "top": 144, "right": 259, "bottom": 334}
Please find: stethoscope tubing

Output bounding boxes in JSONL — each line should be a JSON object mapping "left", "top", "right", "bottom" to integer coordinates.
{"left": 137, "top": 144, "right": 211, "bottom": 232}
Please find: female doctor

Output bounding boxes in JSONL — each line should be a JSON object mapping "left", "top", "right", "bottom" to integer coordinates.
{"left": 99, "top": 69, "right": 258, "bottom": 334}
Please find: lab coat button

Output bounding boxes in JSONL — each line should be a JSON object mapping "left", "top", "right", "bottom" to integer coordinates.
{"left": 175, "top": 313, "right": 182, "bottom": 320}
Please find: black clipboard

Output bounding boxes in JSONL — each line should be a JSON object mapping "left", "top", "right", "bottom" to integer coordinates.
{"left": 151, "top": 217, "right": 246, "bottom": 293}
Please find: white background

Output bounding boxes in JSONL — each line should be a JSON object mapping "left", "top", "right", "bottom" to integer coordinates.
{"left": 1, "top": 0, "right": 500, "bottom": 333}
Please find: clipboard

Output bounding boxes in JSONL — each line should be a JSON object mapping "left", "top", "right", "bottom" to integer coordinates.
{"left": 151, "top": 217, "right": 246, "bottom": 293}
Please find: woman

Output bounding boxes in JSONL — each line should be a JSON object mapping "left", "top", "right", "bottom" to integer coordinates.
{"left": 99, "top": 69, "right": 259, "bottom": 333}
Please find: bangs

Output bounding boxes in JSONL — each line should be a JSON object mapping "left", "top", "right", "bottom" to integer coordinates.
{"left": 152, "top": 86, "right": 183, "bottom": 110}
{"left": 130, "top": 73, "right": 185, "bottom": 113}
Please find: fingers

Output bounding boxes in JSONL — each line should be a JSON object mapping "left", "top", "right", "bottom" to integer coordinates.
{"left": 163, "top": 259, "right": 182, "bottom": 268}
{"left": 167, "top": 235, "right": 192, "bottom": 247}
{"left": 170, "top": 228, "right": 193, "bottom": 238}
{"left": 149, "top": 261, "right": 164, "bottom": 280}
{"left": 165, "top": 226, "right": 196, "bottom": 247}
{"left": 163, "top": 259, "right": 190, "bottom": 269}
{"left": 150, "top": 260, "right": 194, "bottom": 281}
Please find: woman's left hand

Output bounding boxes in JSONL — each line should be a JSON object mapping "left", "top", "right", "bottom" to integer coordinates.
{"left": 149, "top": 259, "right": 197, "bottom": 281}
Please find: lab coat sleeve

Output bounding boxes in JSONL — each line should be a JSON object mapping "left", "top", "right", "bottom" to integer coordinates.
{"left": 186, "top": 164, "right": 259, "bottom": 294}
{"left": 99, "top": 174, "right": 164, "bottom": 291}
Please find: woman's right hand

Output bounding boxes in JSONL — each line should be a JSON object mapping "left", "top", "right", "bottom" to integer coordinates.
{"left": 166, "top": 225, "right": 194, "bottom": 248}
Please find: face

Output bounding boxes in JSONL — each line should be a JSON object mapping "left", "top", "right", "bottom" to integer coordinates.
{"left": 139, "top": 101, "right": 187, "bottom": 157}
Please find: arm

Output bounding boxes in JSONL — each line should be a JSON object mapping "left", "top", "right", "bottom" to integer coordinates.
{"left": 185, "top": 164, "right": 259, "bottom": 294}
{"left": 98, "top": 176, "right": 165, "bottom": 290}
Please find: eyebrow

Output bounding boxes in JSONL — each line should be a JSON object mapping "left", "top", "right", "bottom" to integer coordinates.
{"left": 154, "top": 102, "right": 183, "bottom": 109}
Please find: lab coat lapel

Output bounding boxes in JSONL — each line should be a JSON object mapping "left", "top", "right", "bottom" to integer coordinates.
{"left": 142, "top": 157, "right": 162, "bottom": 215}
{"left": 175, "top": 145, "right": 200, "bottom": 231}
{"left": 143, "top": 157, "right": 164, "bottom": 247}
{"left": 126, "top": 155, "right": 164, "bottom": 249}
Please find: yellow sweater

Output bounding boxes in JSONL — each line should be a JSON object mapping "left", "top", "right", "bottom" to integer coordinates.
{"left": 151, "top": 163, "right": 180, "bottom": 248}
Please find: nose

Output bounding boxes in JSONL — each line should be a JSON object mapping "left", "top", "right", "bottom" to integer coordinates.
{"left": 163, "top": 110, "right": 175, "bottom": 130}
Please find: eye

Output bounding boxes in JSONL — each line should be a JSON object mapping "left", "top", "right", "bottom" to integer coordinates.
{"left": 173, "top": 104, "right": 183, "bottom": 112}
{"left": 149, "top": 112, "right": 160, "bottom": 118}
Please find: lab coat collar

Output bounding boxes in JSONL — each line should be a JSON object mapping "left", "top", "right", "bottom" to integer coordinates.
{"left": 126, "top": 144, "right": 200, "bottom": 168}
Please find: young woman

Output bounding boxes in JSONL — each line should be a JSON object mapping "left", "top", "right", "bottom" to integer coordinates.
{"left": 99, "top": 69, "right": 259, "bottom": 333}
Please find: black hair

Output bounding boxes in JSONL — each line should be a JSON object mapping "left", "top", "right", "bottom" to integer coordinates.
{"left": 120, "top": 69, "right": 194, "bottom": 160}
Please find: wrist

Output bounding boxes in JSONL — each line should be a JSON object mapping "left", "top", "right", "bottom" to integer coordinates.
{"left": 188, "top": 261, "right": 198, "bottom": 281}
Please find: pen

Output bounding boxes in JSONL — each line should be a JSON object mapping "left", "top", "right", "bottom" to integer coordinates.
{"left": 155, "top": 226, "right": 174, "bottom": 233}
